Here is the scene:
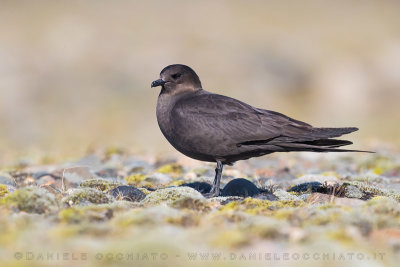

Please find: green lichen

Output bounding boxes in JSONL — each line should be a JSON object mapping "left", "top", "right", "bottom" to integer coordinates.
{"left": 0, "top": 184, "right": 8, "bottom": 197}
{"left": 143, "top": 187, "right": 205, "bottom": 206}
{"left": 63, "top": 188, "right": 112, "bottom": 206}
{"left": 219, "top": 198, "right": 303, "bottom": 215}
{"left": 59, "top": 205, "right": 113, "bottom": 224}
{"left": 79, "top": 178, "right": 122, "bottom": 191}
{"left": 1, "top": 186, "right": 59, "bottom": 214}
{"left": 346, "top": 181, "right": 399, "bottom": 201}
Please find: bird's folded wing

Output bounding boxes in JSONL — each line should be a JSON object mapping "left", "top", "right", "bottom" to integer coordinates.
{"left": 172, "top": 93, "right": 313, "bottom": 145}
{"left": 173, "top": 92, "right": 358, "bottom": 147}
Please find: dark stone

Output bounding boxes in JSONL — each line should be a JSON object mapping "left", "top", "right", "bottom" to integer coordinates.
{"left": 288, "top": 182, "right": 326, "bottom": 193}
{"left": 107, "top": 185, "right": 145, "bottom": 202}
{"left": 221, "top": 178, "right": 260, "bottom": 197}
{"left": 180, "top": 182, "right": 212, "bottom": 194}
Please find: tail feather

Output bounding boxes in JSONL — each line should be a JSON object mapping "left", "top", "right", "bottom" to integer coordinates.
{"left": 276, "top": 141, "right": 373, "bottom": 153}
{"left": 311, "top": 127, "right": 359, "bottom": 139}
{"left": 295, "top": 139, "right": 353, "bottom": 148}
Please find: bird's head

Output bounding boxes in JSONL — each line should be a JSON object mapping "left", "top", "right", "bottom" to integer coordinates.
{"left": 151, "top": 64, "right": 202, "bottom": 95}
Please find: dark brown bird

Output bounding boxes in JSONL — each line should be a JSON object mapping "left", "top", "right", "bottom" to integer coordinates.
{"left": 151, "top": 64, "right": 368, "bottom": 197}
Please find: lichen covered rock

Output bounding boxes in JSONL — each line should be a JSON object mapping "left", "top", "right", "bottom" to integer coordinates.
{"left": 107, "top": 185, "right": 146, "bottom": 202}
{"left": 1, "top": 186, "right": 59, "bottom": 214}
{"left": 219, "top": 197, "right": 303, "bottom": 215}
{"left": 58, "top": 205, "right": 114, "bottom": 224}
{"left": 273, "top": 189, "right": 302, "bottom": 201}
{"left": 63, "top": 188, "right": 112, "bottom": 206}
{"left": 143, "top": 186, "right": 205, "bottom": 207}
{"left": 79, "top": 178, "right": 123, "bottom": 191}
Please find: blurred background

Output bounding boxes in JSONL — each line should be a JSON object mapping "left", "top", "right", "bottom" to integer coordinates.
{"left": 1, "top": 0, "right": 400, "bottom": 162}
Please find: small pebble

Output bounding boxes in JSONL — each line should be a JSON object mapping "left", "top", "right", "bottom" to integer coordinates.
{"left": 344, "top": 185, "right": 364, "bottom": 199}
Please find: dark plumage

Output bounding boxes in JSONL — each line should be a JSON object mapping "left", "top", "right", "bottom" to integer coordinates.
{"left": 151, "top": 64, "right": 369, "bottom": 197}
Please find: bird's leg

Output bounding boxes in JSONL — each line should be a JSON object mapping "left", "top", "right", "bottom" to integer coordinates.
{"left": 204, "top": 161, "right": 223, "bottom": 198}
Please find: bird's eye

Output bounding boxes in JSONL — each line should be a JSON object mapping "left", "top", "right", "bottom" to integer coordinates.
{"left": 171, "top": 73, "right": 181, "bottom": 79}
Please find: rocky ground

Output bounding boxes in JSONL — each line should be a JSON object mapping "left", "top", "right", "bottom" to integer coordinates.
{"left": 1, "top": 150, "right": 400, "bottom": 267}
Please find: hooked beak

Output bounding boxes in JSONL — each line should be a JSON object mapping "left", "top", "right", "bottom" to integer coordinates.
{"left": 151, "top": 78, "right": 166, "bottom": 88}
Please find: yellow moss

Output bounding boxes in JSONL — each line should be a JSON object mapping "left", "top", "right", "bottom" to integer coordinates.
{"left": 51, "top": 223, "right": 110, "bottom": 239}
{"left": 105, "top": 147, "right": 124, "bottom": 157}
{"left": 156, "top": 163, "right": 183, "bottom": 176}
{"left": 165, "top": 213, "right": 200, "bottom": 227}
{"left": 364, "top": 196, "right": 399, "bottom": 210}
{"left": 112, "top": 209, "right": 152, "bottom": 227}
{"left": 62, "top": 188, "right": 111, "bottom": 206}
{"left": 125, "top": 174, "right": 147, "bottom": 186}
{"left": 59, "top": 207, "right": 86, "bottom": 223}
{"left": 211, "top": 229, "right": 249, "bottom": 248}
{"left": 1, "top": 186, "right": 59, "bottom": 214}
{"left": 243, "top": 220, "right": 282, "bottom": 239}
{"left": 317, "top": 203, "right": 338, "bottom": 210}
{"left": 137, "top": 188, "right": 151, "bottom": 195}
{"left": 273, "top": 209, "right": 296, "bottom": 220}
{"left": 0, "top": 184, "right": 8, "bottom": 197}
{"left": 40, "top": 156, "right": 57, "bottom": 165}
{"left": 79, "top": 179, "right": 121, "bottom": 191}
{"left": 143, "top": 187, "right": 204, "bottom": 206}
{"left": 171, "top": 197, "right": 209, "bottom": 211}
{"left": 219, "top": 198, "right": 302, "bottom": 215}
{"left": 326, "top": 229, "right": 354, "bottom": 245}
{"left": 59, "top": 205, "right": 114, "bottom": 224}
{"left": 303, "top": 210, "right": 341, "bottom": 226}
{"left": 168, "top": 180, "right": 186, "bottom": 186}
{"left": 360, "top": 155, "right": 396, "bottom": 175}
{"left": 372, "top": 166, "right": 384, "bottom": 175}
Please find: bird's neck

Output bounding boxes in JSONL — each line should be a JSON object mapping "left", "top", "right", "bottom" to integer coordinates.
{"left": 156, "top": 89, "right": 203, "bottom": 134}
